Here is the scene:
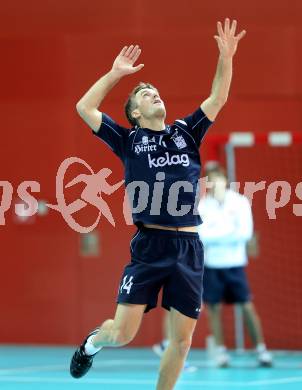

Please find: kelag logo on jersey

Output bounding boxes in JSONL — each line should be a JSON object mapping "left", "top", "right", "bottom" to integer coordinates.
{"left": 148, "top": 152, "right": 190, "bottom": 168}
{"left": 134, "top": 135, "right": 157, "bottom": 155}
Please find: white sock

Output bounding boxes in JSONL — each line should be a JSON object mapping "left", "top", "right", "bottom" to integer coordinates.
{"left": 256, "top": 343, "right": 266, "bottom": 353}
{"left": 216, "top": 345, "right": 227, "bottom": 354}
{"left": 84, "top": 334, "right": 102, "bottom": 356}
{"left": 162, "top": 339, "right": 169, "bottom": 349}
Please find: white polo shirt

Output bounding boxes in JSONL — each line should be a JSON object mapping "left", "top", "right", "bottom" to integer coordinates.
{"left": 197, "top": 189, "right": 253, "bottom": 268}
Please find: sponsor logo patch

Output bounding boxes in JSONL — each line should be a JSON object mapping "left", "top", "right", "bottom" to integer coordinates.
{"left": 171, "top": 131, "right": 187, "bottom": 149}
{"left": 173, "top": 135, "right": 187, "bottom": 149}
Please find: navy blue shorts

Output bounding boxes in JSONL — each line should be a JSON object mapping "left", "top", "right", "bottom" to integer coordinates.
{"left": 116, "top": 226, "right": 204, "bottom": 319}
{"left": 203, "top": 266, "right": 251, "bottom": 304}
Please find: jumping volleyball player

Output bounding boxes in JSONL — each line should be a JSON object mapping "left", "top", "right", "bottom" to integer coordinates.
{"left": 70, "top": 19, "right": 246, "bottom": 390}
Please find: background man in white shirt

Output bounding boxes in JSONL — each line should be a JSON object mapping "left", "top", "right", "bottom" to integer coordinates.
{"left": 198, "top": 164, "right": 272, "bottom": 367}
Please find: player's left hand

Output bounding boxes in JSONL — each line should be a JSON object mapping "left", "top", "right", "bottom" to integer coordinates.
{"left": 214, "top": 18, "right": 246, "bottom": 58}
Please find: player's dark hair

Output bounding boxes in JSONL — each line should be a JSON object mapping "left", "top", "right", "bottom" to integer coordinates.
{"left": 124, "top": 82, "right": 157, "bottom": 127}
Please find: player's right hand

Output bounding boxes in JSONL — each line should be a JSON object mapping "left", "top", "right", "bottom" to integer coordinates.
{"left": 111, "top": 45, "right": 144, "bottom": 77}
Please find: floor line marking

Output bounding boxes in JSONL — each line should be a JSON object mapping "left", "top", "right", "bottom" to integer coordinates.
{"left": 0, "top": 376, "right": 302, "bottom": 386}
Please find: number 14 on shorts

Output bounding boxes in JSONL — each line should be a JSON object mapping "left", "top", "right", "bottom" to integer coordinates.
{"left": 120, "top": 275, "right": 134, "bottom": 295}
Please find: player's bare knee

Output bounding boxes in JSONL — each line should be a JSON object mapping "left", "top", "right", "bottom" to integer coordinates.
{"left": 172, "top": 338, "right": 192, "bottom": 357}
{"left": 178, "top": 339, "right": 192, "bottom": 357}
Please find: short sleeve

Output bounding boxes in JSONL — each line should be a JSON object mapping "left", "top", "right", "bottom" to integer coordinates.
{"left": 92, "top": 113, "right": 129, "bottom": 162}
{"left": 176, "top": 107, "right": 213, "bottom": 147}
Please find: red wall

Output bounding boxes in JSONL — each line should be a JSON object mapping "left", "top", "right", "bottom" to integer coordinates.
{"left": 0, "top": 0, "right": 301, "bottom": 348}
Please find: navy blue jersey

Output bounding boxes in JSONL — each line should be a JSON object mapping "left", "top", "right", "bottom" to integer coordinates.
{"left": 92, "top": 107, "right": 213, "bottom": 227}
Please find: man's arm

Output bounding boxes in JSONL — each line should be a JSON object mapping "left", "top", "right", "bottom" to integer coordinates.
{"left": 76, "top": 45, "right": 144, "bottom": 132}
{"left": 201, "top": 18, "right": 246, "bottom": 122}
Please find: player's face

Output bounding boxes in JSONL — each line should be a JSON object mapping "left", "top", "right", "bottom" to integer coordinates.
{"left": 209, "top": 174, "right": 227, "bottom": 199}
{"left": 133, "top": 88, "right": 166, "bottom": 123}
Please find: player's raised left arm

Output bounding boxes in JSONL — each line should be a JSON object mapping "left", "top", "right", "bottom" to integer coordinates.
{"left": 201, "top": 18, "right": 246, "bottom": 121}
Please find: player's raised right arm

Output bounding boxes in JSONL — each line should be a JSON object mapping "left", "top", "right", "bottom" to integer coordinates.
{"left": 76, "top": 45, "right": 144, "bottom": 132}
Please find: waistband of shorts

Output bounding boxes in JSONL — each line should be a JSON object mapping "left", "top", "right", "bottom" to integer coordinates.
{"left": 139, "top": 225, "right": 199, "bottom": 238}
